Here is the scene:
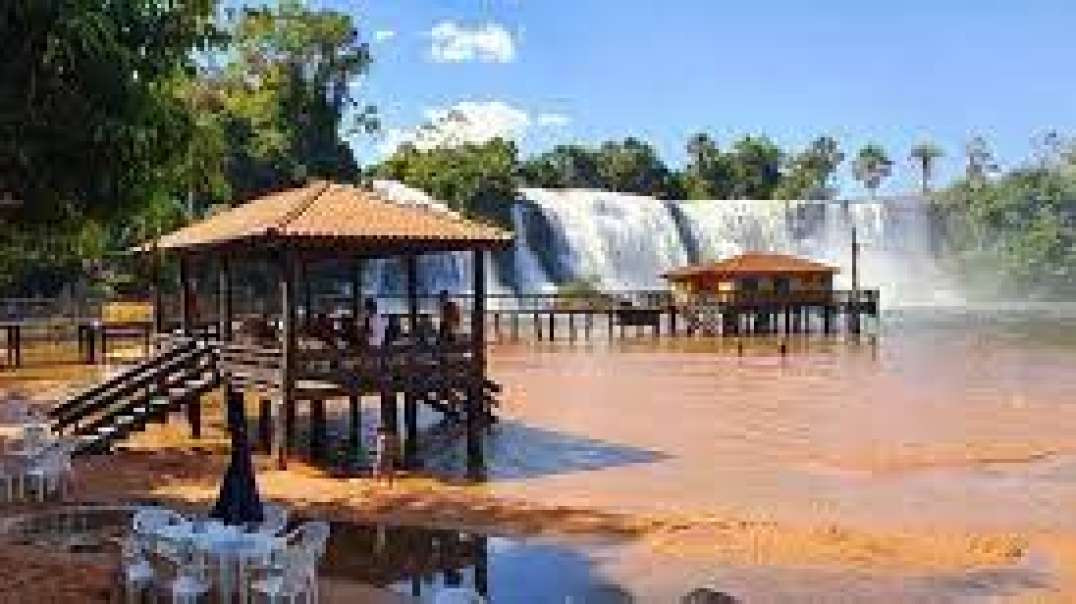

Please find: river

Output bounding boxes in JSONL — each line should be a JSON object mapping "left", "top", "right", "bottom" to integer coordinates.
{"left": 461, "top": 307, "right": 1076, "bottom": 601}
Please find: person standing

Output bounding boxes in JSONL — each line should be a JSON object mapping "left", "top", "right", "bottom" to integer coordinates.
{"left": 438, "top": 290, "right": 461, "bottom": 343}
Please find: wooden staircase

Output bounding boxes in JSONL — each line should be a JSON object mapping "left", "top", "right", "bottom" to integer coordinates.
{"left": 48, "top": 337, "right": 220, "bottom": 455}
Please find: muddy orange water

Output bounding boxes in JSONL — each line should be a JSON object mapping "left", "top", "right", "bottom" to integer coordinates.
{"left": 474, "top": 308, "right": 1076, "bottom": 600}
{"left": 485, "top": 309, "right": 1076, "bottom": 531}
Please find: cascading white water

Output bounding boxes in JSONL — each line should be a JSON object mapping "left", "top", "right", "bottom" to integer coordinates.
{"left": 518, "top": 188, "right": 690, "bottom": 290}
{"left": 372, "top": 181, "right": 962, "bottom": 307}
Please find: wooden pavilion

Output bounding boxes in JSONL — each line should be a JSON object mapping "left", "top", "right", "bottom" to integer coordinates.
{"left": 50, "top": 181, "right": 512, "bottom": 478}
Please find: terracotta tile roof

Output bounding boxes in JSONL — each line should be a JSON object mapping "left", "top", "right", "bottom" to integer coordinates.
{"left": 662, "top": 252, "right": 839, "bottom": 280}
{"left": 151, "top": 181, "right": 512, "bottom": 251}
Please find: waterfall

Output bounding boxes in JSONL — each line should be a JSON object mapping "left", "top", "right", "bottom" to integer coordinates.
{"left": 373, "top": 182, "right": 962, "bottom": 307}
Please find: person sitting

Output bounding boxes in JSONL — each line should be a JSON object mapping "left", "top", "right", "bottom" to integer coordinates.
{"left": 307, "top": 312, "right": 336, "bottom": 346}
{"left": 372, "top": 426, "right": 399, "bottom": 486}
{"left": 383, "top": 315, "right": 402, "bottom": 346}
{"left": 414, "top": 314, "right": 436, "bottom": 346}
{"left": 437, "top": 290, "right": 461, "bottom": 343}
{"left": 364, "top": 297, "right": 386, "bottom": 348}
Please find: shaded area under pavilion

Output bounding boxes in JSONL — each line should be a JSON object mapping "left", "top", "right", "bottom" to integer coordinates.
{"left": 145, "top": 180, "right": 512, "bottom": 479}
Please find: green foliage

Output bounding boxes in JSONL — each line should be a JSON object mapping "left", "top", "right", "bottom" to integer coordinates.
{"left": 520, "top": 139, "right": 681, "bottom": 198}
{"left": 0, "top": 0, "right": 220, "bottom": 222}
{"left": 187, "top": 0, "right": 374, "bottom": 209}
{"left": 555, "top": 276, "right": 610, "bottom": 309}
{"left": 774, "top": 136, "right": 844, "bottom": 199}
{"left": 936, "top": 159, "right": 1076, "bottom": 297}
{"left": 376, "top": 139, "right": 521, "bottom": 229}
{"left": 595, "top": 138, "right": 678, "bottom": 197}
{"left": 520, "top": 144, "right": 603, "bottom": 189}
{"left": 682, "top": 133, "right": 732, "bottom": 199}
{"left": 727, "top": 135, "right": 783, "bottom": 199}
{"left": 852, "top": 143, "right": 893, "bottom": 197}
{"left": 0, "top": 0, "right": 376, "bottom": 295}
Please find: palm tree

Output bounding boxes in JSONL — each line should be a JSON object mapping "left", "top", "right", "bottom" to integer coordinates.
{"left": 909, "top": 142, "right": 944, "bottom": 195}
{"left": 852, "top": 143, "right": 893, "bottom": 199}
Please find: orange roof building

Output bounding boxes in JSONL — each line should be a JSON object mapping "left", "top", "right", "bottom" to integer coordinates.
{"left": 661, "top": 252, "right": 838, "bottom": 296}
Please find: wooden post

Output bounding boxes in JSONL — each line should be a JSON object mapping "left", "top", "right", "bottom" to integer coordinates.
{"left": 467, "top": 249, "right": 486, "bottom": 479}
{"left": 151, "top": 246, "right": 164, "bottom": 335}
{"left": 348, "top": 394, "right": 362, "bottom": 462}
{"left": 404, "top": 254, "right": 419, "bottom": 468}
{"left": 310, "top": 398, "right": 326, "bottom": 461}
{"left": 548, "top": 311, "right": 556, "bottom": 342}
{"left": 350, "top": 258, "right": 362, "bottom": 321}
{"left": 568, "top": 311, "right": 575, "bottom": 342}
{"left": 512, "top": 312, "right": 519, "bottom": 341}
{"left": 218, "top": 255, "right": 232, "bottom": 341}
{"left": 179, "top": 254, "right": 192, "bottom": 336}
{"left": 187, "top": 390, "right": 201, "bottom": 439}
{"left": 279, "top": 250, "right": 296, "bottom": 469}
{"left": 258, "top": 398, "right": 273, "bottom": 453}
{"left": 301, "top": 259, "right": 313, "bottom": 327}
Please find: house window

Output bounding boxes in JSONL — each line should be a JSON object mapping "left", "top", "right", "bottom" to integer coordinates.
{"left": 774, "top": 277, "right": 791, "bottom": 294}
{"left": 740, "top": 277, "right": 759, "bottom": 292}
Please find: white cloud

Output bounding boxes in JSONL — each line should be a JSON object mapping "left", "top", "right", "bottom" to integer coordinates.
{"left": 379, "top": 101, "right": 531, "bottom": 156}
{"left": 429, "top": 21, "right": 515, "bottom": 63}
{"left": 373, "top": 29, "right": 396, "bottom": 43}
{"left": 537, "top": 113, "right": 570, "bottom": 127}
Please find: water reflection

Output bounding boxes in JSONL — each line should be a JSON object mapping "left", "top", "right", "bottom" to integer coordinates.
{"left": 320, "top": 519, "right": 635, "bottom": 602}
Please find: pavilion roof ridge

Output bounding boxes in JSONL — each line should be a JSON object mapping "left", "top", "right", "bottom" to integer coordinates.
{"left": 268, "top": 180, "right": 332, "bottom": 235}
{"left": 146, "top": 180, "right": 512, "bottom": 253}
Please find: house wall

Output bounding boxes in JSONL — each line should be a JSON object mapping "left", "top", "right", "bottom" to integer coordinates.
{"left": 669, "top": 272, "right": 834, "bottom": 302}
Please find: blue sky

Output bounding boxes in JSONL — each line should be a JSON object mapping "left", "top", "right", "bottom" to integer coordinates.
{"left": 319, "top": 0, "right": 1076, "bottom": 195}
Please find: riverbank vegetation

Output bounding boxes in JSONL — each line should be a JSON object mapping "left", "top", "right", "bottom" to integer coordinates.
{"left": 2, "top": 1, "right": 1072, "bottom": 299}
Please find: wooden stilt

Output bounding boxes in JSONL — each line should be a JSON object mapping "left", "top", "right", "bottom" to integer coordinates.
{"left": 467, "top": 249, "right": 486, "bottom": 480}
{"left": 310, "top": 399, "right": 326, "bottom": 461}
{"left": 348, "top": 394, "right": 362, "bottom": 459}
{"left": 187, "top": 397, "right": 201, "bottom": 439}
{"left": 258, "top": 398, "right": 273, "bottom": 453}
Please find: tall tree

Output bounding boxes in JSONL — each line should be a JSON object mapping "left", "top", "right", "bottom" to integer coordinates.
{"left": 520, "top": 144, "right": 602, "bottom": 189}
{"left": 376, "top": 138, "right": 520, "bottom": 228}
{"left": 852, "top": 143, "right": 893, "bottom": 199}
{"left": 194, "top": 0, "right": 375, "bottom": 207}
{"left": 595, "top": 138, "right": 675, "bottom": 197}
{"left": 727, "top": 135, "right": 783, "bottom": 199}
{"left": 964, "top": 136, "right": 998, "bottom": 189}
{"left": 910, "top": 142, "right": 944, "bottom": 195}
{"left": 776, "top": 135, "right": 844, "bottom": 199}
{"left": 682, "top": 133, "right": 733, "bottom": 199}
{"left": 0, "top": 0, "right": 220, "bottom": 222}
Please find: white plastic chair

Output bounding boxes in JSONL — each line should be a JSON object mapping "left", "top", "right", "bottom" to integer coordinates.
{"left": 169, "top": 541, "right": 210, "bottom": 604}
{"left": 133, "top": 507, "right": 189, "bottom": 533}
{"left": 256, "top": 503, "right": 289, "bottom": 536}
{"left": 22, "top": 445, "right": 63, "bottom": 502}
{"left": 0, "top": 456, "right": 22, "bottom": 502}
{"left": 249, "top": 545, "right": 317, "bottom": 604}
{"left": 433, "top": 587, "right": 486, "bottom": 604}
{"left": 120, "top": 535, "right": 155, "bottom": 604}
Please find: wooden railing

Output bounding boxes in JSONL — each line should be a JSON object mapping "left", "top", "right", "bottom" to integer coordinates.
{"left": 684, "top": 289, "right": 879, "bottom": 307}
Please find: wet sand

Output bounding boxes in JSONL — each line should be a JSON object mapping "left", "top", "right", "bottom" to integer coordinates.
{"left": 2, "top": 312, "right": 1076, "bottom": 601}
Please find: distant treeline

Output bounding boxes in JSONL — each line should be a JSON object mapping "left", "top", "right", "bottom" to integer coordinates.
{"left": 1, "top": 1, "right": 1071, "bottom": 299}
{"left": 376, "top": 135, "right": 1074, "bottom": 298}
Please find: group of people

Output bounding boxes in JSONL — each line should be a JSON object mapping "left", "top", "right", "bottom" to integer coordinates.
{"left": 296, "top": 289, "right": 462, "bottom": 350}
